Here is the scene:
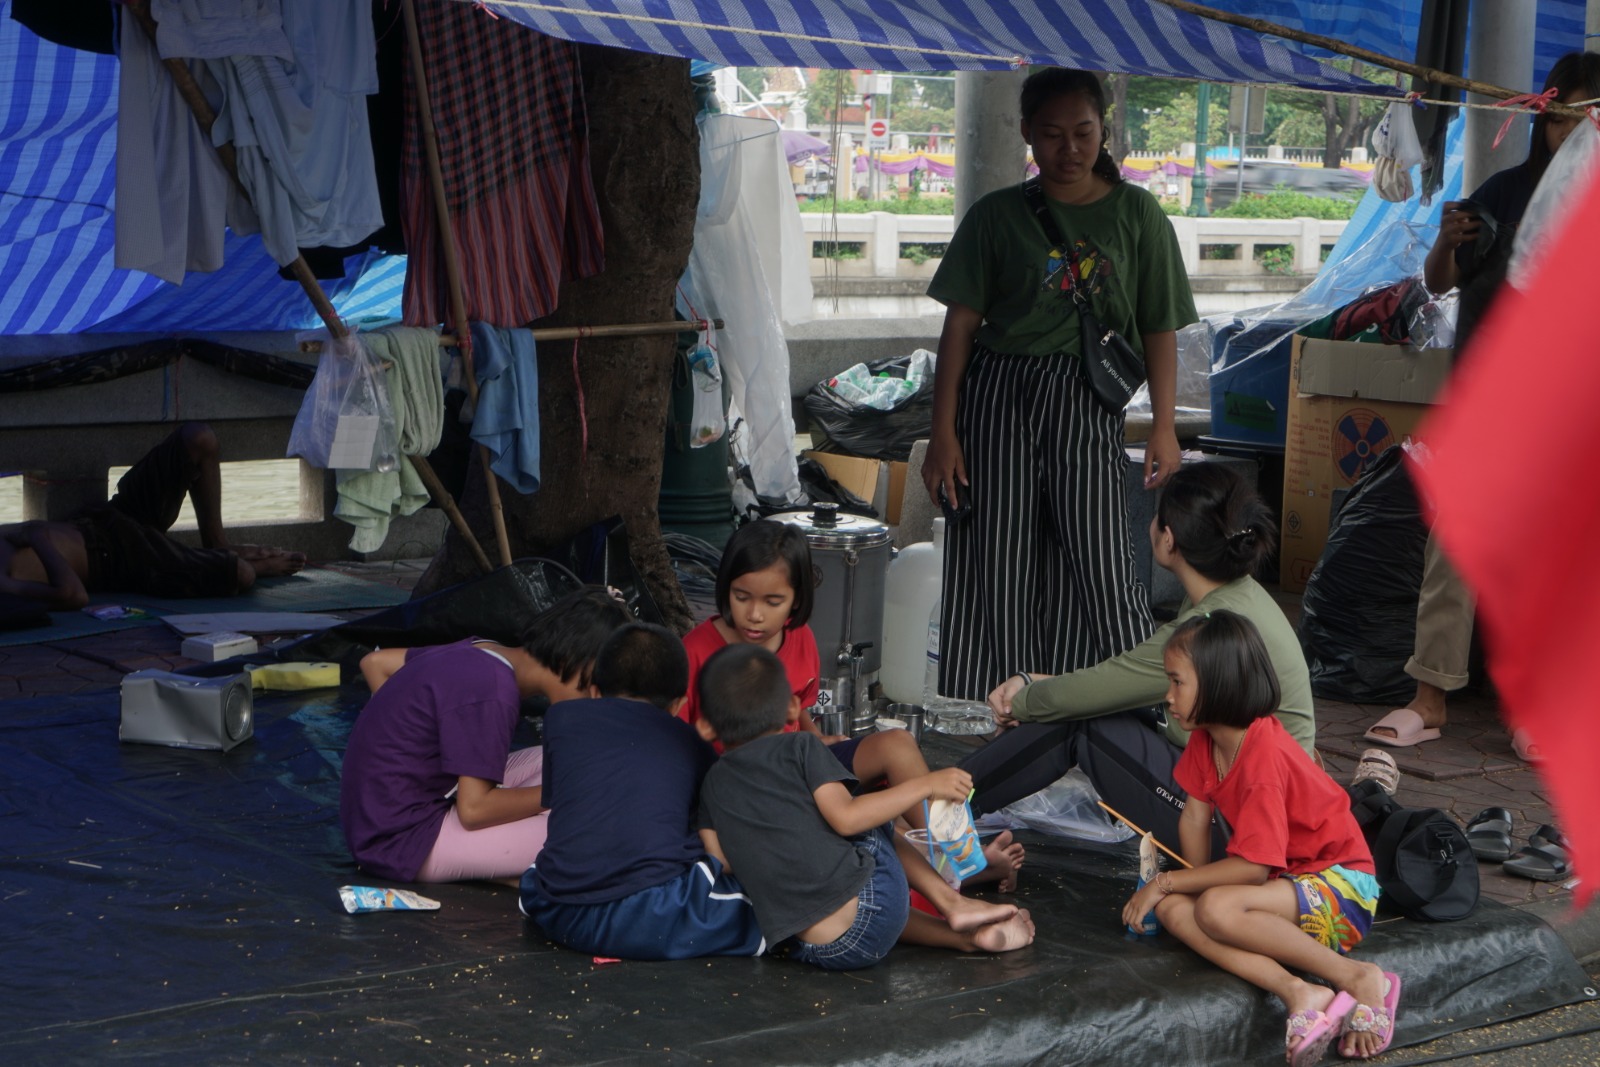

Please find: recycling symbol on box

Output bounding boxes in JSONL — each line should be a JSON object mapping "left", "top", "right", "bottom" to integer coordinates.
{"left": 1333, "top": 408, "right": 1394, "bottom": 484}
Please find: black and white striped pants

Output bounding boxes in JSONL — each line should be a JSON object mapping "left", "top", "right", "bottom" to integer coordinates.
{"left": 938, "top": 346, "right": 1154, "bottom": 701}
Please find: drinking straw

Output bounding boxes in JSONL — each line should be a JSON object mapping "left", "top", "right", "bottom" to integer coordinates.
{"left": 1096, "top": 801, "right": 1194, "bottom": 869}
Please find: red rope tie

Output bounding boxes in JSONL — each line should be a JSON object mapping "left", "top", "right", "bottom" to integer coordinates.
{"left": 1492, "top": 87, "right": 1559, "bottom": 150}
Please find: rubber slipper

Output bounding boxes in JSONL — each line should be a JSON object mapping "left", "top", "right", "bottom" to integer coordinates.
{"left": 1287, "top": 990, "right": 1356, "bottom": 1067}
{"left": 1503, "top": 825, "right": 1571, "bottom": 882}
{"left": 1339, "top": 971, "right": 1401, "bottom": 1059}
{"left": 1511, "top": 727, "right": 1544, "bottom": 764}
{"left": 1363, "top": 708, "right": 1441, "bottom": 748}
{"left": 1350, "top": 749, "right": 1400, "bottom": 795}
{"left": 1463, "top": 806, "right": 1514, "bottom": 863}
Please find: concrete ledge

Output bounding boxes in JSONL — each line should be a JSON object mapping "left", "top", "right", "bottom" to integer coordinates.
{"left": 785, "top": 314, "right": 943, "bottom": 401}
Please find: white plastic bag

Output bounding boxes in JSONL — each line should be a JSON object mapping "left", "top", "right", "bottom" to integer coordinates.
{"left": 686, "top": 332, "right": 726, "bottom": 447}
{"left": 1371, "top": 102, "right": 1425, "bottom": 203}
{"left": 287, "top": 333, "right": 400, "bottom": 472}
{"left": 1510, "top": 117, "right": 1599, "bottom": 291}
{"left": 973, "top": 769, "right": 1133, "bottom": 844}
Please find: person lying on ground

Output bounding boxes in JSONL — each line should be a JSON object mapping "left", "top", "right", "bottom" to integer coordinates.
{"left": 340, "top": 587, "right": 629, "bottom": 884}
{"left": 1121, "top": 612, "right": 1395, "bottom": 1064}
{"left": 695, "top": 643, "right": 1036, "bottom": 971}
{"left": 519, "top": 622, "right": 765, "bottom": 960}
{"left": 0, "top": 422, "right": 304, "bottom": 609}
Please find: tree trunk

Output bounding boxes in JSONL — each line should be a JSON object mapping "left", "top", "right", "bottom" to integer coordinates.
{"left": 413, "top": 44, "right": 699, "bottom": 633}
{"left": 1103, "top": 73, "right": 1131, "bottom": 165}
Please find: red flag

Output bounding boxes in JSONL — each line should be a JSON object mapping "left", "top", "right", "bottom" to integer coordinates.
{"left": 1412, "top": 167, "right": 1600, "bottom": 906}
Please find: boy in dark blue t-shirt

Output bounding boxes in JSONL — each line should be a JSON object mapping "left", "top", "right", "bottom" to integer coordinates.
{"left": 519, "top": 623, "right": 763, "bottom": 959}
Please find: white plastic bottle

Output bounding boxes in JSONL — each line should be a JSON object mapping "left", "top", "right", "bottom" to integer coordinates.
{"left": 881, "top": 518, "right": 944, "bottom": 702}
{"left": 923, "top": 595, "right": 944, "bottom": 709}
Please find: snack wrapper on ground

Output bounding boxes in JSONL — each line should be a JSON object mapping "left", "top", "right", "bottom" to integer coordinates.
{"left": 1126, "top": 832, "right": 1161, "bottom": 936}
{"left": 339, "top": 885, "right": 441, "bottom": 914}
{"left": 923, "top": 798, "right": 988, "bottom": 882}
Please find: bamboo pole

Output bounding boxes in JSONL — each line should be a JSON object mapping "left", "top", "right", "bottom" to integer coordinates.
{"left": 128, "top": 1, "right": 494, "bottom": 574}
{"left": 1096, "top": 801, "right": 1195, "bottom": 869}
{"left": 401, "top": 0, "right": 513, "bottom": 569}
{"left": 1150, "top": 0, "right": 1589, "bottom": 118}
{"left": 298, "top": 318, "right": 727, "bottom": 354}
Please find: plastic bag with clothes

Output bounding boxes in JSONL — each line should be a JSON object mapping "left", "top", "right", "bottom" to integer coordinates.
{"left": 1126, "top": 319, "right": 1214, "bottom": 421}
{"left": 973, "top": 769, "right": 1134, "bottom": 844}
{"left": 287, "top": 333, "right": 400, "bottom": 472}
{"left": 803, "top": 350, "right": 935, "bottom": 461}
{"left": 1298, "top": 443, "right": 1428, "bottom": 703}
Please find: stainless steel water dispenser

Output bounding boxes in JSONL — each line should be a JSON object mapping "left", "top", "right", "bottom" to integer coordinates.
{"left": 773, "top": 503, "right": 891, "bottom": 736}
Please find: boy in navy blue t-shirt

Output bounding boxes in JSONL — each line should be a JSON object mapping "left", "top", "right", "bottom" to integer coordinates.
{"left": 519, "top": 623, "right": 764, "bottom": 959}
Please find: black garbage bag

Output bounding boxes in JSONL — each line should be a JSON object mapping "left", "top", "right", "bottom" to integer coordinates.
{"left": 188, "top": 558, "right": 587, "bottom": 683}
{"left": 1299, "top": 444, "right": 1428, "bottom": 703}
{"left": 803, "top": 353, "right": 934, "bottom": 461}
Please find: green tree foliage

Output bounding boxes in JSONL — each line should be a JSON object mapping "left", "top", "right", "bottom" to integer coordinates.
{"left": 804, "top": 69, "right": 856, "bottom": 126}
{"left": 735, "top": 68, "right": 767, "bottom": 104}
{"left": 1143, "top": 91, "right": 1199, "bottom": 155}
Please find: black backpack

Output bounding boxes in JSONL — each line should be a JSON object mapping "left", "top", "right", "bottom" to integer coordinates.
{"left": 1347, "top": 780, "right": 1479, "bottom": 922}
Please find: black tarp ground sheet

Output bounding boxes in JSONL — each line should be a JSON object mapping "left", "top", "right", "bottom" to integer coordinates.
{"left": 0, "top": 687, "right": 1591, "bottom": 1065}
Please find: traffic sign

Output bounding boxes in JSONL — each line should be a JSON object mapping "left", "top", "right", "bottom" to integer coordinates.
{"left": 868, "top": 118, "right": 889, "bottom": 150}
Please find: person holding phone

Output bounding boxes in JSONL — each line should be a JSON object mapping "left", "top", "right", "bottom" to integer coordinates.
{"left": 1367, "top": 51, "right": 1599, "bottom": 754}
{"left": 921, "top": 67, "right": 1197, "bottom": 702}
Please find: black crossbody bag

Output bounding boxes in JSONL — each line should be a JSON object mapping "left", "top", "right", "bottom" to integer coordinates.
{"left": 1021, "top": 178, "right": 1146, "bottom": 415}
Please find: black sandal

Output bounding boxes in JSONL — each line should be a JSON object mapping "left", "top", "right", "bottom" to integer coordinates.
{"left": 1503, "top": 824, "right": 1571, "bottom": 882}
{"left": 1464, "top": 806, "right": 1515, "bottom": 863}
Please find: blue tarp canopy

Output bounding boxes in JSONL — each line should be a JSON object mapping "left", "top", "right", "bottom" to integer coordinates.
{"left": 0, "top": 0, "right": 1585, "bottom": 336}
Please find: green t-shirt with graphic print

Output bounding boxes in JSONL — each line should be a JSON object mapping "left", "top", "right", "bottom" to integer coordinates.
{"left": 927, "top": 181, "right": 1197, "bottom": 358}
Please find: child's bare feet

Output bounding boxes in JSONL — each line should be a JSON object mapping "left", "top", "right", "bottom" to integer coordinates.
{"left": 234, "top": 545, "right": 308, "bottom": 577}
{"left": 961, "top": 829, "right": 1026, "bottom": 892}
{"left": 970, "top": 908, "right": 1035, "bottom": 953}
{"left": 943, "top": 895, "right": 1018, "bottom": 933}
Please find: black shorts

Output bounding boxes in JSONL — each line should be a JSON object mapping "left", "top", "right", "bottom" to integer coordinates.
{"left": 70, "top": 507, "right": 238, "bottom": 599}
{"left": 108, "top": 427, "right": 197, "bottom": 532}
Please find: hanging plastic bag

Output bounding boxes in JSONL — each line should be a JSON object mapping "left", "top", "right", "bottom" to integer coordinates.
{"left": 1510, "top": 118, "right": 1600, "bottom": 290}
{"left": 288, "top": 333, "right": 400, "bottom": 472}
{"left": 1370, "top": 101, "right": 1426, "bottom": 203}
{"left": 686, "top": 330, "right": 726, "bottom": 448}
{"left": 973, "top": 768, "right": 1133, "bottom": 844}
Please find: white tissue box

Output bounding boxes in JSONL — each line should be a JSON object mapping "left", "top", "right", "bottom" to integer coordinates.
{"left": 180, "top": 632, "right": 259, "bottom": 663}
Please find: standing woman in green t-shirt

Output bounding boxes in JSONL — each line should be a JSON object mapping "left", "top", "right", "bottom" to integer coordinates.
{"left": 922, "top": 68, "right": 1198, "bottom": 701}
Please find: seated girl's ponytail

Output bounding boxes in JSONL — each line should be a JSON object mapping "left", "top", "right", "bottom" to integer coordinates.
{"left": 1157, "top": 466, "right": 1277, "bottom": 583}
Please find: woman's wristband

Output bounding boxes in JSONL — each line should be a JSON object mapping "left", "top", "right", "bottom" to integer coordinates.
{"left": 1156, "top": 871, "right": 1175, "bottom": 895}
{"left": 1015, "top": 672, "right": 1033, "bottom": 686}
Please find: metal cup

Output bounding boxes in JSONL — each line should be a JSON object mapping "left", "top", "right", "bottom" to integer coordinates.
{"left": 812, "top": 707, "right": 847, "bottom": 737}
{"left": 886, "top": 703, "right": 924, "bottom": 743}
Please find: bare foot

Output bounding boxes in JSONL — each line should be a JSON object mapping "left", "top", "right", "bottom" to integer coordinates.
{"left": 233, "top": 545, "right": 307, "bottom": 577}
{"left": 963, "top": 830, "right": 1026, "bottom": 892}
{"left": 943, "top": 895, "right": 1018, "bottom": 933}
{"left": 1282, "top": 979, "right": 1337, "bottom": 1063}
{"left": 1337, "top": 963, "right": 1391, "bottom": 1060}
{"left": 970, "top": 908, "right": 1035, "bottom": 953}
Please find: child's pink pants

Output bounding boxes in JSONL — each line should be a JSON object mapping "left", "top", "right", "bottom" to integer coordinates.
{"left": 416, "top": 746, "right": 547, "bottom": 882}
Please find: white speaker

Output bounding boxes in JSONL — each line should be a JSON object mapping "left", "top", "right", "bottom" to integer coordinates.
{"left": 119, "top": 670, "right": 254, "bottom": 752}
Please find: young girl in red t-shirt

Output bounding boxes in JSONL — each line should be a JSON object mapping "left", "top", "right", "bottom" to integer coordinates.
{"left": 1122, "top": 611, "right": 1398, "bottom": 1065}
{"left": 681, "top": 520, "right": 1023, "bottom": 890}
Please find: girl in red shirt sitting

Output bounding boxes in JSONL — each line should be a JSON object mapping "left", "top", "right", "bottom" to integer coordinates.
{"left": 1122, "top": 611, "right": 1398, "bottom": 1064}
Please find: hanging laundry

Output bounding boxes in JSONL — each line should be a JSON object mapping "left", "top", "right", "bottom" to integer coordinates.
{"left": 1370, "top": 101, "right": 1426, "bottom": 203}
{"left": 115, "top": 0, "right": 384, "bottom": 278}
{"left": 400, "top": 0, "right": 604, "bottom": 329}
{"left": 466, "top": 322, "right": 541, "bottom": 496}
{"left": 335, "top": 327, "right": 446, "bottom": 553}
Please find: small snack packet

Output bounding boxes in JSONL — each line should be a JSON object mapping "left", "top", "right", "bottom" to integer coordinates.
{"left": 924, "top": 797, "right": 989, "bottom": 883}
{"left": 338, "top": 885, "right": 441, "bottom": 914}
{"left": 1127, "top": 832, "right": 1161, "bottom": 936}
{"left": 84, "top": 605, "right": 149, "bottom": 621}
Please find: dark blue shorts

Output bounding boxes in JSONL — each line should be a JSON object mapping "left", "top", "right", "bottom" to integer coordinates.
{"left": 520, "top": 856, "right": 765, "bottom": 961}
{"left": 787, "top": 824, "right": 909, "bottom": 971}
{"left": 826, "top": 736, "right": 865, "bottom": 776}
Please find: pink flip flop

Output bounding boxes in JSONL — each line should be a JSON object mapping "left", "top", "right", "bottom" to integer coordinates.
{"left": 1286, "top": 990, "right": 1356, "bottom": 1066}
{"left": 1363, "top": 709, "right": 1441, "bottom": 748}
{"left": 1340, "top": 971, "right": 1401, "bottom": 1059}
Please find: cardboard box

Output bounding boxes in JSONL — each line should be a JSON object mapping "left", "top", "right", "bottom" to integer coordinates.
{"left": 180, "top": 631, "right": 259, "bottom": 663}
{"left": 1279, "top": 336, "right": 1452, "bottom": 592}
{"left": 803, "top": 450, "right": 911, "bottom": 526}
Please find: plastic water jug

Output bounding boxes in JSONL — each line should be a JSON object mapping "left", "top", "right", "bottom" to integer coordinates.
{"left": 880, "top": 518, "right": 944, "bottom": 702}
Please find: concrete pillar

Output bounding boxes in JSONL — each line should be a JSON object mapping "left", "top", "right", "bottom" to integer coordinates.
{"left": 870, "top": 212, "right": 899, "bottom": 276}
{"left": 1463, "top": 0, "right": 1536, "bottom": 194}
{"left": 1296, "top": 218, "right": 1323, "bottom": 273}
{"left": 1591, "top": 0, "right": 1600, "bottom": 53}
{"left": 954, "top": 70, "right": 1028, "bottom": 223}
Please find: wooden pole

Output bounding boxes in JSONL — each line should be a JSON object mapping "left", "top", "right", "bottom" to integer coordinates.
{"left": 298, "top": 318, "right": 726, "bottom": 354}
{"left": 401, "top": 0, "right": 514, "bottom": 569}
{"left": 128, "top": 1, "right": 495, "bottom": 574}
{"left": 1149, "top": 0, "right": 1589, "bottom": 118}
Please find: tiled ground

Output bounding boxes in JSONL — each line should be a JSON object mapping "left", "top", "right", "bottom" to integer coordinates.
{"left": 1, "top": 564, "right": 1574, "bottom": 912}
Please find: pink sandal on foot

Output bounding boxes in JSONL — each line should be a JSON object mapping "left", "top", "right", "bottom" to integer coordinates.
{"left": 1340, "top": 972, "right": 1401, "bottom": 1059}
{"left": 1286, "top": 990, "right": 1356, "bottom": 1066}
